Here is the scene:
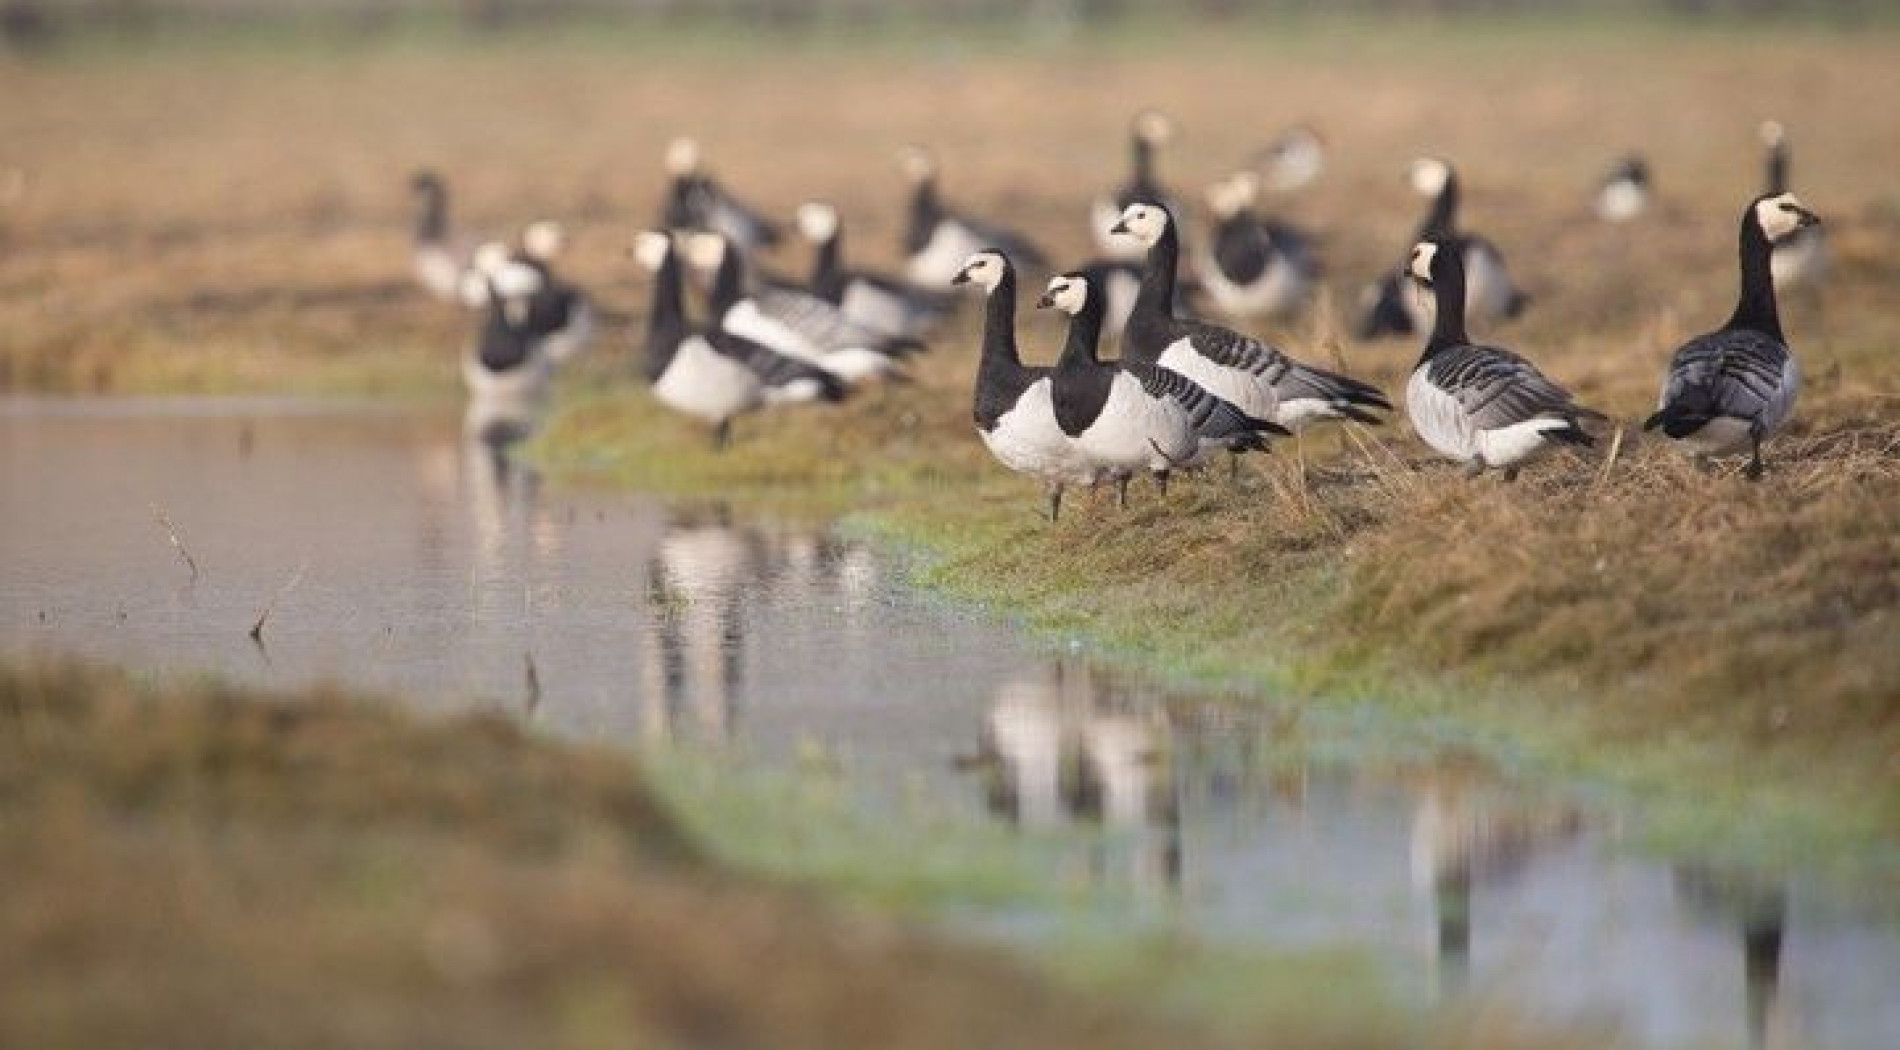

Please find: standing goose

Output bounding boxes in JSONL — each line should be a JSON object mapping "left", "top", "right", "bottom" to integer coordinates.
{"left": 899, "top": 146, "right": 1048, "bottom": 290}
{"left": 1758, "top": 122, "right": 1829, "bottom": 293}
{"left": 1112, "top": 202, "right": 1390, "bottom": 433}
{"left": 410, "top": 170, "right": 475, "bottom": 302}
{"left": 462, "top": 259, "right": 555, "bottom": 402}
{"left": 797, "top": 201, "right": 952, "bottom": 341}
{"left": 1040, "top": 267, "right": 1279, "bottom": 505}
{"left": 951, "top": 251, "right": 1099, "bottom": 522}
{"left": 513, "top": 221, "right": 595, "bottom": 365}
{"left": 1358, "top": 158, "right": 1529, "bottom": 339}
{"left": 1644, "top": 194, "right": 1818, "bottom": 479}
{"left": 1090, "top": 111, "right": 1180, "bottom": 261}
{"left": 1254, "top": 124, "right": 1325, "bottom": 194}
{"left": 690, "top": 232, "right": 913, "bottom": 383}
{"left": 1196, "top": 170, "right": 1318, "bottom": 320}
{"left": 658, "top": 137, "right": 782, "bottom": 254}
{"left": 1595, "top": 154, "right": 1652, "bottom": 224}
{"left": 633, "top": 231, "right": 843, "bottom": 449}
{"left": 1404, "top": 238, "right": 1600, "bottom": 480}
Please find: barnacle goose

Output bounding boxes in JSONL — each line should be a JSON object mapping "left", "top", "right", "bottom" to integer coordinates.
{"left": 1254, "top": 124, "right": 1325, "bottom": 193}
{"left": 1403, "top": 238, "right": 1600, "bottom": 481}
{"left": 1759, "top": 121, "right": 1829, "bottom": 293}
{"left": 1040, "top": 267, "right": 1279, "bottom": 505}
{"left": 1595, "top": 154, "right": 1652, "bottom": 224}
{"left": 1112, "top": 203, "right": 1390, "bottom": 433}
{"left": 633, "top": 231, "right": 843, "bottom": 449}
{"left": 952, "top": 251, "right": 1099, "bottom": 522}
{"left": 512, "top": 221, "right": 595, "bottom": 364}
{"left": 1196, "top": 170, "right": 1317, "bottom": 320}
{"left": 410, "top": 170, "right": 474, "bottom": 302}
{"left": 1644, "top": 194, "right": 1818, "bottom": 479}
{"left": 797, "top": 201, "right": 952, "bottom": 341}
{"left": 1357, "top": 158, "right": 1529, "bottom": 340}
{"left": 658, "top": 137, "right": 781, "bottom": 254}
{"left": 462, "top": 259, "right": 555, "bottom": 402}
{"left": 898, "top": 145, "right": 1048, "bottom": 290}
{"left": 1090, "top": 111, "right": 1180, "bottom": 262}
{"left": 689, "top": 231, "right": 912, "bottom": 383}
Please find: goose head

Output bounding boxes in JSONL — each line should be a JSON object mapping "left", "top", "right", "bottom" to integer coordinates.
{"left": 1035, "top": 272, "right": 1090, "bottom": 315}
{"left": 1132, "top": 110, "right": 1176, "bottom": 147}
{"left": 1258, "top": 124, "right": 1324, "bottom": 191}
{"left": 1408, "top": 156, "right": 1454, "bottom": 198}
{"left": 664, "top": 137, "right": 702, "bottom": 178}
{"left": 1752, "top": 192, "right": 1820, "bottom": 244}
{"left": 1406, "top": 239, "right": 1448, "bottom": 289}
{"left": 1108, "top": 202, "right": 1170, "bottom": 247}
{"left": 897, "top": 145, "right": 939, "bottom": 185}
{"left": 682, "top": 231, "right": 730, "bottom": 272}
{"left": 521, "top": 220, "right": 566, "bottom": 262}
{"left": 951, "top": 251, "right": 1007, "bottom": 293}
{"left": 795, "top": 201, "right": 841, "bottom": 243}
{"left": 409, "top": 170, "right": 444, "bottom": 197}
{"left": 471, "top": 241, "right": 512, "bottom": 277}
{"left": 1204, "top": 171, "right": 1260, "bottom": 219}
{"left": 1758, "top": 120, "right": 1787, "bottom": 150}
{"left": 631, "top": 230, "right": 675, "bottom": 273}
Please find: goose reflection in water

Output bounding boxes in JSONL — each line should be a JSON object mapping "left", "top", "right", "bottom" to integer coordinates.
{"left": 461, "top": 393, "right": 559, "bottom": 616}
{"left": 968, "top": 662, "right": 1181, "bottom": 895}
{"left": 638, "top": 507, "right": 762, "bottom": 746}
{"left": 1674, "top": 866, "right": 1788, "bottom": 1050}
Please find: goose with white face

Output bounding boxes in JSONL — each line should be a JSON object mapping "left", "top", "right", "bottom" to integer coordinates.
{"left": 897, "top": 145, "right": 938, "bottom": 184}
{"left": 1754, "top": 192, "right": 1821, "bottom": 243}
{"left": 1039, "top": 273, "right": 1088, "bottom": 315}
{"left": 1407, "top": 242, "right": 1439, "bottom": 287}
{"left": 1203, "top": 172, "right": 1258, "bottom": 221}
{"left": 1133, "top": 110, "right": 1175, "bottom": 147}
{"left": 952, "top": 251, "right": 1007, "bottom": 293}
{"left": 1408, "top": 157, "right": 1452, "bottom": 198}
{"left": 795, "top": 201, "right": 840, "bottom": 243}
{"left": 664, "top": 137, "right": 702, "bottom": 177}
{"left": 1108, "top": 203, "right": 1170, "bottom": 248}
{"left": 522, "top": 220, "right": 566, "bottom": 262}
{"left": 632, "top": 231, "right": 674, "bottom": 273}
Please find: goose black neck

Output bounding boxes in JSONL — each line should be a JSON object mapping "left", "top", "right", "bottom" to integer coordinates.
{"left": 645, "top": 250, "right": 687, "bottom": 377}
{"left": 1416, "top": 173, "right": 1461, "bottom": 239}
{"left": 979, "top": 267, "right": 1021, "bottom": 366}
{"left": 1131, "top": 136, "right": 1155, "bottom": 187}
{"left": 707, "top": 244, "right": 744, "bottom": 318}
{"left": 905, "top": 177, "right": 941, "bottom": 255}
{"left": 1726, "top": 211, "right": 1783, "bottom": 339}
{"left": 416, "top": 184, "right": 447, "bottom": 241}
{"left": 1421, "top": 249, "right": 1469, "bottom": 360}
{"left": 809, "top": 228, "right": 842, "bottom": 289}
{"left": 1059, "top": 287, "right": 1108, "bottom": 367}
{"left": 1765, "top": 143, "right": 1790, "bottom": 196}
{"left": 1132, "top": 218, "right": 1180, "bottom": 323}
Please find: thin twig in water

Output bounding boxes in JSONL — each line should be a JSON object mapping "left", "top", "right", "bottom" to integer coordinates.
{"left": 523, "top": 652, "right": 542, "bottom": 716}
{"left": 150, "top": 503, "right": 200, "bottom": 581}
{"left": 249, "top": 559, "right": 309, "bottom": 642}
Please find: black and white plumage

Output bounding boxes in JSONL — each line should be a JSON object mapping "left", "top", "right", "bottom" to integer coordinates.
{"left": 658, "top": 137, "right": 781, "bottom": 255}
{"left": 634, "top": 231, "right": 843, "bottom": 449}
{"left": 1644, "top": 193, "right": 1817, "bottom": 479}
{"left": 1196, "top": 171, "right": 1317, "bottom": 320}
{"left": 953, "top": 251, "right": 1099, "bottom": 522}
{"left": 1090, "top": 111, "right": 1180, "bottom": 262}
{"left": 1358, "top": 158, "right": 1529, "bottom": 340}
{"left": 1039, "top": 268, "right": 1279, "bottom": 504}
{"left": 411, "top": 170, "right": 475, "bottom": 302}
{"left": 463, "top": 259, "right": 557, "bottom": 402}
{"left": 1112, "top": 203, "right": 1390, "bottom": 433}
{"left": 1403, "top": 238, "right": 1599, "bottom": 480}
{"left": 1595, "top": 154, "right": 1652, "bottom": 224}
{"left": 1254, "top": 124, "right": 1325, "bottom": 194}
{"left": 899, "top": 146, "right": 1048, "bottom": 290}
{"left": 798, "top": 201, "right": 952, "bottom": 341}
{"left": 1759, "top": 122, "right": 1829, "bottom": 293}
{"left": 690, "top": 232, "right": 913, "bottom": 383}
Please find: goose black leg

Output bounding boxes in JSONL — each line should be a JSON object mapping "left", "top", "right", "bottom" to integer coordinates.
{"left": 1155, "top": 470, "right": 1171, "bottom": 498}
{"left": 1462, "top": 459, "right": 1485, "bottom": 480}
{"left": 1116, "top": 476, "right": 1131, "bottom": 509}
{"left": 1228, "top": 451, "right": 1242, "bottom": 482}
{"left": 1502, "top": 466, "right": 1520, "bottom": 483}
{"left": 1048, "top": 483, "right": 1064, "bottom": 523}
{"left": 1745, "top": 430, "right": 1766, "bottom": 481}
{"left": 712, "top": 420, "right": 731, "bottom": 451}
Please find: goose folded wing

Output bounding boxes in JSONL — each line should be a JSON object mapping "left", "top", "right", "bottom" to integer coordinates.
{"left": 707, "top": 330, "right": 838, "bottom": 393}
{"left": 1663, "top": 330, "right": 1790, "bottom": 419}
{"left": 758, "top": 288, "right": 917, "bottom": 354}
{"left": 1126, "top": 363, "right": 1284, "bottom": 436}
{"left": 706, "top": 188, "right": 782, "bottom": 248}
{"left": 1212, "top": 219, "right": 1272, "bottom": 283}
{"left": 1178, "top": 321, "right": 1288, "bottom": 376}
{"left": 1433, "top": 346, "right": 1586, "bottom": 429}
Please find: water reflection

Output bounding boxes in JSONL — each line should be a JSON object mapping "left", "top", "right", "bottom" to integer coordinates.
{"left": 639, "top": 509, "right": 756, "bottom": 746}
{"left": 1675, "top": 867, "right": 1789, "bottom": 1050}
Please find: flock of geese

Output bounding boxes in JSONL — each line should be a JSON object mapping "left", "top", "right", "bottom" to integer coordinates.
{"left": 414, "top": 116, "right": 1825, "bottom": 518}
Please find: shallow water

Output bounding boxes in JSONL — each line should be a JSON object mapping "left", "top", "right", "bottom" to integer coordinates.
{"left": 3, "top": 396, "right": 1895, "bottom": 1050}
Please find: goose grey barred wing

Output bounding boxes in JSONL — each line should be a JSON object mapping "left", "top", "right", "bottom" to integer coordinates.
{"left": 756, "top": 287, "right": 921, "bottom": 355}
{"left": 1126, "top": 363, "right": 1288, "bottom": 438}
{"left": 1177, "top": 321, "right": 1290, "bottom": 376}
{"left": 704, "top": 187, "right": 781, "bottom": 249}
{"left": 1428, "top": 344, "right": 1589, "bottom": 430}
{"left": 707, "top": 330, "right": 846, "bottom": 401}
{"left": 1648, "top": 329, "right": 1791, "bottom": 435}
{"left": 1259, "top": 354, "right": 1393, "bottom": 414}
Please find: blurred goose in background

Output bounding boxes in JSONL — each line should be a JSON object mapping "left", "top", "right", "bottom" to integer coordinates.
{"left": 1090, "top": 110, "right": 1180, "bottom": 261}
{"left": 1358, "top": 158, "right": 1529, "bottom": 340}
{"left": 510, "top": 221, "right": 595, "bottom": 364}
{"left": 953, "top": 251, "right": 1098, "bottom": 522}
{"left": 410, "top": 170, "right": 476, "bottom": 302}
{"left": 690, "top": 231, "right": 913, "bottom": 383}
{"left": 1196, "top": 170, "right": 1317, "bottom": 320}
{"left": 1758, "top": 121, "right": 1829, "bottom": 293}
{"left": 1595, "top": 154, "right": 1652, "bottom": 224}
{"left": 633, "top": 231, "right": 843, "bottom": 449}
{"left": 462, "top": 258, "right": 555, "bottom": 402}
{"left": 1254, "top": 124, "right": 1325, "bottom": 193}
{"left": 1039, "top": 267, "right": 1279, "bottom": 505}
{"left": 1403, "top": 238, "right": 1599, "bottom": 481}
{"left": 1645, "top": 194, "right": 1817, "bottom": 479}
{"left": 1113, "top": 203, "right": 1390, "bottom": 435}
{"left": 659, "top": 137, "right": 782, "bottom": 255}
{"left": 898, "top": 145, "right": 1048, "bottom": 290}
{"left": 797, "top": 201, "right": 952, "bottom": 341}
